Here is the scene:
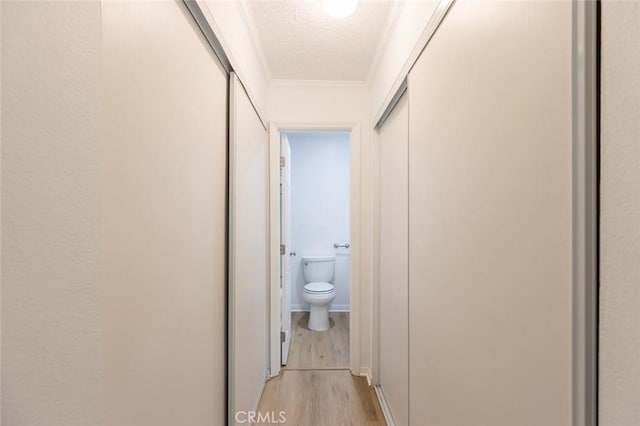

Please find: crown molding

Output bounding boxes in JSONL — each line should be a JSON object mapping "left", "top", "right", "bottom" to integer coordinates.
{"left": 373, "top": 0, "right": 454, "bottom": 126}
{"left": 240, "top": 0, "right": 402, "bottom": 89}
{"left": 188, "top": 0, "right": 267, "bottom": 124}
{"left": 269, "top": 79, "right": 368, "bottom": 89}
{"left": 365, "top": 0, "right": 405, "bottom": 86}
{"left": 237, "top": 0, "right": 273, "bottom": 81}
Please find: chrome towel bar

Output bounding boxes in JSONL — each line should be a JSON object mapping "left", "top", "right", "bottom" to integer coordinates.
{"left": 333, "top": 243, "right": 350, "bottom": 249}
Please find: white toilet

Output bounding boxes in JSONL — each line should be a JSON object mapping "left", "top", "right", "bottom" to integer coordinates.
{"left": 302, "top": 256, "right": 336, "bottom": 332}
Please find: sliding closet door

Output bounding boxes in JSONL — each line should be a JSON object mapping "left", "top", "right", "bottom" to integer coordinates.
{"left": 408, "top": 1, "right": 572, "bottom": 425}
{"left": 379, "top": 92, "right": 409, "bottom": 426}
{"left": 229, "top": 73, "right": 269, "bottom": 425}
{"left": 103, "top": 1, "right": 228, "bottom": 424}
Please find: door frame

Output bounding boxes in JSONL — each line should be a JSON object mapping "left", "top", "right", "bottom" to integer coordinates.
{"left": 268, "top": 122, "right": 361, "bottom": 378}
{"left": 279, "top": 133, "right": 293, "bottom": 365}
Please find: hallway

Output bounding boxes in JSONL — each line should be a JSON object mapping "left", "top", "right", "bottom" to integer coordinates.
{"left": 257, "top": 313, "right": 385, "bottom": 425}
{"left": 3, "top": 0, "right": 632, "bottom": 425}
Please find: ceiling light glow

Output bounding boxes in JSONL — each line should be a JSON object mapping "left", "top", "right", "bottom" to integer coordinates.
{"left": 322, "top": 0, "right": 358, "bottom": 18}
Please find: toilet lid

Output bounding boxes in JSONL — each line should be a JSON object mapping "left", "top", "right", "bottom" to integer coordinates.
{"left": 304, "top": 282, "right": 334, "bottom": 293}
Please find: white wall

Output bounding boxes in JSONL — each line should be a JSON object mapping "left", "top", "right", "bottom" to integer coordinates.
{"left": 103, "top": 1, "right": 227, "bottom": 425}
{"left": 407, "top": 1, "right": 572, "bottom": 424}
{"left": 369, "top": 0, "right": 439, "bottom": 122}
{"left": 1, "top": 2, "right": 105, "bottom": 424}
{"left": 268, "top": 84, "right": 374, "bottom": 377}
{"left": 288, "top": 132, "right": 351, "bottom": 312}
{"left": 600, "top": 2, "right": 640, "bottom": 424}
{"left": 201, "top": 0, "right": 268, "bottom": 120}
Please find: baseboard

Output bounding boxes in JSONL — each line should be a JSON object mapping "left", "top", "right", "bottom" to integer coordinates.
{"left": 359, "top": 367, "right": 372, "bottom": 386}
{"left": 374, "top": 385, "right": 397, "bottom": 426}
{"left": 290, "top": 304, "right": 350, "bottom": 312}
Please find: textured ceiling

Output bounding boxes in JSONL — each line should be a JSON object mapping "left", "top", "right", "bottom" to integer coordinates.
{"left": 247, "top": 1, "right": 393, "bottom": 82}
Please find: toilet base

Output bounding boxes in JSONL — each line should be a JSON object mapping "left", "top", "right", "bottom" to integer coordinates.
{"left": 308, "top": 303, "right": 330, "bottom": 331}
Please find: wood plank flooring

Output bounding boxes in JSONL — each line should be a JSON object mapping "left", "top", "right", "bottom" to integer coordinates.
{"left": 256, "top": 312, "right": 386, "bottom": 425}
{"left": 256, "top": 370, "right": 385, "bottom": 426}
{"left": 284, "top": 312, "right": 349, "bottom": 370}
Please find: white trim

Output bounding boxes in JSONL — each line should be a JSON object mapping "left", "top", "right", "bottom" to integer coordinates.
{"left": 269, "top": 122, "right": 362, "bottom": 378}
{"left": 234, "top": 0, "right": 401, "bottom": 90}
{"left": 372, "top": 0, "right": 454, "bottom": 126}
{"left": 365, "top": 0, "right": 405, "bottom": 86}
{"left": 268, "top": 124, "right": 281, "bottom": 378}
{"left": 290, "top": 304, "right": 351, "bottom": 313}
{"left": 349, "top": 124, "right": 362, "bottom": 377}
{"left": 237, "top": 1, "right": 273, "bottom": 82}
{"left": 265, "top": 0, "right": 402, "bottom": 89}
{"left": 193, "top": 0, "right": 268, "bottom": 126}
{"left": 374, "top": 386, "right": 397, "bottom": 426}
{"left": 359, "top": 367, "right": 372, "bottom": 387}
{"left": 227, "top": 72, "right": 239, "bottom": 426}
{"left": 269, "top": 79, "right": 367, "bottom": 89}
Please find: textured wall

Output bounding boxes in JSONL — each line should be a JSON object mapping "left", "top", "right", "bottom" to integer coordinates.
{"left": 600, "top": 2, "right": 640, "bottom": 424}
{"left": 288, "top": 132, "right": 351, "bottom": 311}
{"left": 1, "top": 2, "right": 105, "bottom": 424}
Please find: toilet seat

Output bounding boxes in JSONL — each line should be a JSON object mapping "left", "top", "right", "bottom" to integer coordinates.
{"left": 304, "top": 282, "right": 334, "bottom": 294}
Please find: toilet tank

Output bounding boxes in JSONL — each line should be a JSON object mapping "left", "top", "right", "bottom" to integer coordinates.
{"left": 302, "top": 256, "right": 335, "bottom": 283}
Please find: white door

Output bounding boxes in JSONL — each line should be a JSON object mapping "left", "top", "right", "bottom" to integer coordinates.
{"left": 280, "top": 134, "right": 293, "bottom": 365}
{"left": 228, "top": 73, "right": 269, "bottom": 425}
{"left": 407, "top": 2, "right": 572, "bottom": 425}
{"left": 379, "top": 91, "right": 409, "bottom": 426}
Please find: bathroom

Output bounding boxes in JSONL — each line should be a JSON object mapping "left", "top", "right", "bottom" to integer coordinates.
{"left": 281, "top": 131, "right": 351, "bottom": 369}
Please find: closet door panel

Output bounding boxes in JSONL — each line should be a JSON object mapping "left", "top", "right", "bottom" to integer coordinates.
{"left": 408, "top": 1, "right": 572, "bottom": 425}
{"left": 103, "top": 2, "right": 228, "bottom": 424}
{"left": 379, "top": 93, "right": 409, "bottom": 426}
{"left": 229, "top": 73, "right": 269, "bottom": 425}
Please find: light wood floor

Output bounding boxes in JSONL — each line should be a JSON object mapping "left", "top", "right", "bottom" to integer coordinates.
{"left": 284, "top": 312, "right": 349, "bottom": 370}
{"left": 256, "top": 312, "right": 386, "bottom": 425}
{"left": 256, "top": 370, "right": 385, "bottom": 426}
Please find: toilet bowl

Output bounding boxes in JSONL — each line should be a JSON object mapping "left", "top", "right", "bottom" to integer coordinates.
{"left": 303, "top": 282, "right": 335, "bottom": 331}
{"left": 301, "top": 256, "right": 335, "bottom": 332}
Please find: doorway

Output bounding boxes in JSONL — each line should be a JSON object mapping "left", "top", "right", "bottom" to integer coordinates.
{"left": 280, "top": 131, "right": 351, "bottom": 369}
{"left": 269, "top": 124, "right": 362, "bottom": 378}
